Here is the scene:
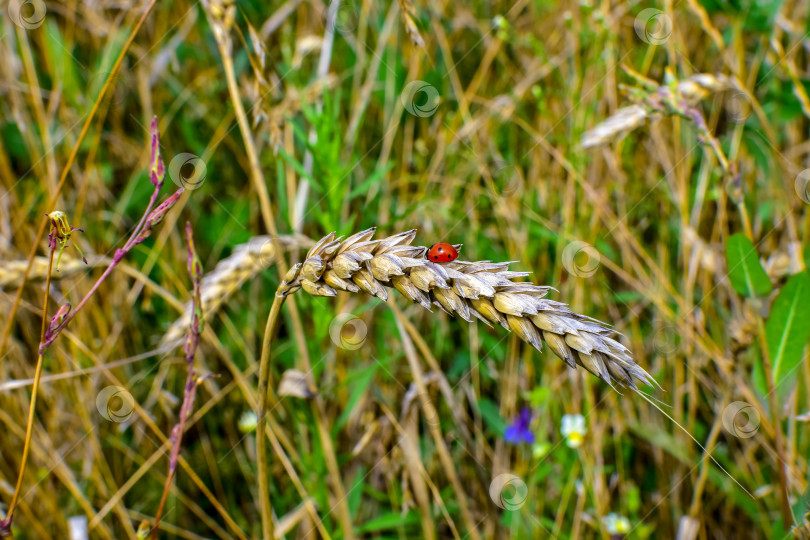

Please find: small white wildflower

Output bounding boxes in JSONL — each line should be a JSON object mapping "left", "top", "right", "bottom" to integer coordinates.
{"left": 560, "top": 413, "right": 586, "bottom": 448}
{"left": 602, "top": 512, "right": 631, "bottom": 535}
{"left": 492, "top": 15, "right": 507, "bottom": 29}
{"left": 238, "top": 411, "right": 258, "bottom": 433}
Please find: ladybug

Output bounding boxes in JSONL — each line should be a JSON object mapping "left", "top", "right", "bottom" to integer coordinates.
{"left": 427, "top": 242, "right": 459, "bottom": 263}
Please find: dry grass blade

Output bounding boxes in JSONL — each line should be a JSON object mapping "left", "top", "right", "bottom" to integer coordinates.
{"left": 280, "top": 228, "right": 654, "bottom": 388}
{"left": 162, "top": 234, "right": 309, "bottom": 345}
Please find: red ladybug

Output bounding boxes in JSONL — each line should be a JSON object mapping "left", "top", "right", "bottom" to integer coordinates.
{"left": 427, "top": 243, "right": 459, "bottom": 263}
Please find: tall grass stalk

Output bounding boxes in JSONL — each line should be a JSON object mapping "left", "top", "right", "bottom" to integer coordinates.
{"left": 1, "top": 244, "right": 53, "bottom": 533}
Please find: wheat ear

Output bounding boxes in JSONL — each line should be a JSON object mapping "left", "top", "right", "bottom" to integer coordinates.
{"left": 0, "top": 255, "right": 105, "bottom": 289}
{"left": 162, "top": 234, "right": 309, "bottom": 345}
{"left": 278, "top": 228, "right": 654, "bottom": 388}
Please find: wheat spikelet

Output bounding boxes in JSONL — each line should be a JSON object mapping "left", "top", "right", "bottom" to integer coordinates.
{"left": 162, "top": 234, "right": 309, "bottom": 345}
{"left": 278, "top": 228, "right": 654, "bottom": 388}
{"left": 398, "top": 0, "right": 425, "bottom": 47}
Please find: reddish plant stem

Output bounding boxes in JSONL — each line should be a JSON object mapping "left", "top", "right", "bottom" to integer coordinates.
{"left": 38, "top": 185, "right": 180, "bottom": 353}
{"left": 151, "top": 223, "right": 204, "bottom": 539}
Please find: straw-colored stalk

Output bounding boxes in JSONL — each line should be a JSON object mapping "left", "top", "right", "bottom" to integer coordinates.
{"left": 278, "top": 227, "right": 653, "bottom": 389}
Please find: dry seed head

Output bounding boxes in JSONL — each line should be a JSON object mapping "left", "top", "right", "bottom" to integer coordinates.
{"left": 282, "top": 228, "right": 654, "bottom": 388}
{"left": 581, "top": 73, "right": 732, "bottom": 148}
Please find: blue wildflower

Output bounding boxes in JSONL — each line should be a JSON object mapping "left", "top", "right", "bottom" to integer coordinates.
{"left": 505, "top": 407, "right": 535, "bottom": 445}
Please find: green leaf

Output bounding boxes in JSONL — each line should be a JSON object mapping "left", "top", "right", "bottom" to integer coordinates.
{"left": 766, "top": 273, "right": 810, "bottom": 396}
{"left": 355, "top": 511, "right": 420, "bottom": 533}
{"left": 751, "top": 348, "right": 768, "bottom": 397}
{"left": 725, "top": 234, "right": 772, "bottom": 297}
{"left": 477, "top": 398, "right": 508, "bottom": 434}
{"left": 347, "top": 466, "right": 366, "bottom": 519}
{"left": 348, "top": 162, "right": 394, "bottom": 199}
{"left": 335, "top": 362, "right": 378, "bottom": 430}
{"left": 276, "top": 147, "right": 323, "bottom": 193}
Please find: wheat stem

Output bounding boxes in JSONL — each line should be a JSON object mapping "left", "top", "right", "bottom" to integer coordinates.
{"left": 257, "top": 292, "right": 286, "bottom": 540}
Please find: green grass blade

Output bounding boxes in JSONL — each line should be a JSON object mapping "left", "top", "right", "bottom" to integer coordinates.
{"left": 766, "top": 272, "right": 810, "bottom": 398}
{"left": 725, "top": 234, "right": 772, "bottom": 297}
